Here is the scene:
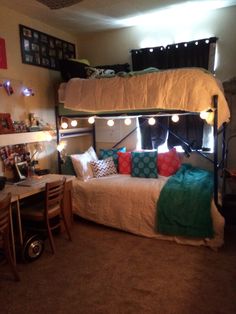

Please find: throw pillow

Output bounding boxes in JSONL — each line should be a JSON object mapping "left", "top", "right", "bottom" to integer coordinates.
{"left": 71, "top": 146, "right": 98, "bottom": 180}
{"left": 157, "top": 148, "right": 181, "bottom": 176}
{"left": 90, "top": 157, "right": 117, "bottom": 178}
{"left": 118, "top": 151, "right": 131, "bottom": 174}
{"left": 131, "top": 151, "right": 158, "bottom": 178}
{"left": 86, "top": 66, "right": 105, "bottom": 79}
{"left": 61, "top": 156, "right": 76, "bottom": 176}
{"left": 99, "top": 147, "right": 126, "bottom": 168}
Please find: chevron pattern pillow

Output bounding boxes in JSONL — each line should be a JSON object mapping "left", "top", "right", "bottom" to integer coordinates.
{"left": 90, "top": 157, "right": 117, "bottom": 178}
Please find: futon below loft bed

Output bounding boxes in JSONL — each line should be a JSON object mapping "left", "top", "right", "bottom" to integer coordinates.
{"left": 57, "top": 67, "right": 230, "bottom": 249}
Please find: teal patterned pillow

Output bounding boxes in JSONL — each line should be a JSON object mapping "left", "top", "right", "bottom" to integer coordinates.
{"left": 131, "top": 151, "right": 158, "bottom": 178}
{"left": 61, "top": 156, "right": 76, "bottom": 176}
{"left": 99, "top": 147, "right": 126, "bottom": 168}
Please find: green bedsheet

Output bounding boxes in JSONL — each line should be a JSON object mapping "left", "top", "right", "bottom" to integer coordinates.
{"left": 156, "top": 164, "right": 214, "bottom": 238}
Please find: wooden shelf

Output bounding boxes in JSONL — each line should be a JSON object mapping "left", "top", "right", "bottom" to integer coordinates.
{"left": 0, "top": 131, "right": 55, "bottom": 146}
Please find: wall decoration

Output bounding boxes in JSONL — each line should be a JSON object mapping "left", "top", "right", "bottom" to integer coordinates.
{"left": 0, "top": 38, "right": 7, "bottom": 69}
{"left": 0, "top": 113, "right": 14, "bottom": 134}
{"left": 0, "top": 144, "right": 30, "bottom": 170}
{"left": 19, "top": 24, "right": 76, "bottom": 71}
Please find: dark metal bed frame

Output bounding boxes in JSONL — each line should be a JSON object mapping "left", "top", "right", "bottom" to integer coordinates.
{"left": 55, "top": 94, "right": 227, "bottom": 211}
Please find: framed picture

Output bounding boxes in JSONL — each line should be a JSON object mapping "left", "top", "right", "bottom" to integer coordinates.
{"left": 0, "top": 113, "right": 14, "bottom": 134}
{"left": 15, "top": 161, "right": 28, "bottom": 180}
{"left": 19, "top": 24, "right": 76, "bottom": 71}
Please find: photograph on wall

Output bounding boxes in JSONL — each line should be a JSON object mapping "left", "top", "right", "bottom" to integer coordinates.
{"left": 19, "top": 24, "right": 76, "bottom": 70}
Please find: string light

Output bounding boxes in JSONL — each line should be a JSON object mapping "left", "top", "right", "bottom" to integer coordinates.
{"left": 200, "top": 111, "right": 209, "bottom": 120}
{"left": 61, "top": 122, "right": 68, "bottom": 129}
{"left": 107, "top": 119, "right": 114, "bottom": 127}
{"left": 3, "top": 80, "right": 14, "bottom": 95}
{"left": 22, "top": 87, "right": 34, "bottom": 96}
{"left": 88, "top": 116, "right": 95, "bottom": 124}
{"left": 148, "top": 117, "right": 156, "bottom": 125}
{"left": 205, "top": 111, "right": 214, "bottom": 124}
{"left": 124, "top": 118, "right": 132, "bottom": 126}
{"left": 57, "top": 141, "right": 66, "bottom": 152}
{"left": 171, "top": 114, "right": 179, "bottom": 122}
{"left": 45, "top": 132, "right": 53, "bottom": 142}
{"left": 70, "top": 120, "right": 78, "bottom": 127}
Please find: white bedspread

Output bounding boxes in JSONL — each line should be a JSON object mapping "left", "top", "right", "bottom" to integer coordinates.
{"left": 59, "top": 68, "right": 230, "bottom": 128}
{"left": 72, "top": 174, "right": 224, "bottom": 249}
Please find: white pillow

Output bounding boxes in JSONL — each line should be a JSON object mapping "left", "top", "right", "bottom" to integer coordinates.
{"left": 71, "top": 146, "right": 98, "bottom": 181}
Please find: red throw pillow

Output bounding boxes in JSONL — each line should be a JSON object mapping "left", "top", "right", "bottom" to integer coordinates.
{"left": 118, "top": 151, "right": 131, "bottom": 174}
{"left": 157, "top": 148, "right": 181, "bottom": 176}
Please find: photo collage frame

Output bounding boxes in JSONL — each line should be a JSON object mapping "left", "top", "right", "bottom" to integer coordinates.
{"left": 19, "top": 24, "right": 76, "bottom": 70}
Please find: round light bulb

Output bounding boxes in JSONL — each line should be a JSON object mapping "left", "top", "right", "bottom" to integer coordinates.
{"left": 88, "top": 116, "right": 95, "bottom": 124}
{"left": 71, "top": 120, "right": 78, "bottom": 127}
{"left": 148, "top": 117, "right": 156, "bottom": 125}
{"left": 107, "top": 119, "right": 114, "bottom": 127}
{"left": 45, "top": 133, "right": 53, "bottom": 142}
{"left": 124, "top": 118, "right": 132, "bottom": 126}
{"left": 23, "top": 88, "right": 31, "bottom": 96}
{"left": 57, "top": 141, "right": 66, "bottom": 152}
{"left": 171, "top": 114, "right": 179, "bottom": 123}
{"left": 61, "top": 122, "right": 68, "bottom": 129}
{"left": 200, "top": 111, "right": 209, "bottom": 120}
{"left": 205, "top": 112, "right": 214, "bottom": 124}
{"left": 57, "top": 144, "right": 64, "bottom": 152}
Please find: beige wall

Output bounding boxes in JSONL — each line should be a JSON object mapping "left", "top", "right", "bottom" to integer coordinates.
{"left": 0, "top": 5, "right": 77, "bottom": 174}
{"left": 78, "top": 5, "right": 236, "bottom": 82}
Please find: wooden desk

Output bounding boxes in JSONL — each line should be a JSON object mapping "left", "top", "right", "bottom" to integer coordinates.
{"left": 0, "top": 174, "right": 75, "bottom": 263}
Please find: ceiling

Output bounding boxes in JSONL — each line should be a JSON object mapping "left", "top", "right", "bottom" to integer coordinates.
{"left": 1, "top": 0, "right": 236, "bottom": 34}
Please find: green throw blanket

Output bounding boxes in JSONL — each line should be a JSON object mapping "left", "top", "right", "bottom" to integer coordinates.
{"left": 157, "top": 164, "right": 214, "bottom": 238}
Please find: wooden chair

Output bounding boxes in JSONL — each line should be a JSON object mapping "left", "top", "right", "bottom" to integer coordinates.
{"left": 0, "top": 193, "right": 20, "bottom": 281}
{"left": 21, "top": 178, "right": 72, "bottom": 254}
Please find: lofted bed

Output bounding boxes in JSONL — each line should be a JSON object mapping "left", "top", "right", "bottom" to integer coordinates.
{"left": 57, "top": 67, "right": 230, "bottom": 249}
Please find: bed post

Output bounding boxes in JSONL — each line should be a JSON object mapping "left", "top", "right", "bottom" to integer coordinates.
{"left": 221, "top": 122, "right": 227, "bottom": 169}
{"left": 55, "top": 105, "right": 62, "bottom": 174}
{"left": 92, "top": 123, "right": 96, "bottom": 152}
{"left": 213, "top": 95, "right": 220, "bottom": 209}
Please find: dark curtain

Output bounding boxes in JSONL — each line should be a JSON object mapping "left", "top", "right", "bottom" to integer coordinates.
{"left": 132, "top": 46, "right": 166, "bottom": 71}
{"left": 166, "top": 39, "right": 212, "bottom": 69}
{"left": 168, "top": 115, "right": 204, "bottom": 150}
{"left": 131, "top": 37, "right": 217, "bottom": 71}
{"left": 133, "top": 37, "right": 216, "bottom": 151}
{"left": 139, "top": 117, "right": 169, "bottom": 149}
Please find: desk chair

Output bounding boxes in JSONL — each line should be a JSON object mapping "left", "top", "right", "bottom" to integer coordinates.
{"left": 0, "top": 193, "right": 20, "bottom": 281}
{"left": 21, "top": 178, "right": 72, "bottom": 254}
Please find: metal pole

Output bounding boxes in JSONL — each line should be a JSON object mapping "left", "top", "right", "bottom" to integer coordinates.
{"left": 55, "top": 105, "right": 62, "bottom": 174}
{"left": 213, "top": 95, "right": 220, "bottom": 209}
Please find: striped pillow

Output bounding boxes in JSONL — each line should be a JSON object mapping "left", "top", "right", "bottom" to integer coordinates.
{"left": 90, "top": 157, "right": 117, "bottom": 178}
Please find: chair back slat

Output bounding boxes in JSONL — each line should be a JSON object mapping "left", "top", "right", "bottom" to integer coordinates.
{"left": 0, "top": 193, "right": 11, "bottom": 233}
{"left": 45, "top": 178, "right": 66, "bottom": 216}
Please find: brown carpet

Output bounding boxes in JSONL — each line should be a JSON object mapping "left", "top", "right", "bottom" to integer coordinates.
{"left": 0, "top": 218, "right": 236, "bottom": 314}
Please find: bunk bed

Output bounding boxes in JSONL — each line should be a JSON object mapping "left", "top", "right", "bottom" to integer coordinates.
{"left": 57, "top": 67, "right": 230, "bottom": 249}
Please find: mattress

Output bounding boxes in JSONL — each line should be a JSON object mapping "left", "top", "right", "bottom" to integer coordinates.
{"left": 72, "top": 174, "right": 225, "bottom": 249}
{"left": 58, "top": 68, "right": 230, "bottom": 128}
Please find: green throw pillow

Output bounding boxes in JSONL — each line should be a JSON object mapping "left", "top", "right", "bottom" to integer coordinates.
{"left": 99, "top": 147, "right": 126, "bottom": 168}
{"left": 131, "top": 151, "right": 158, "bottom": 178}
{"left": 61, "top": 156, "right": 76, "bottom": 176}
